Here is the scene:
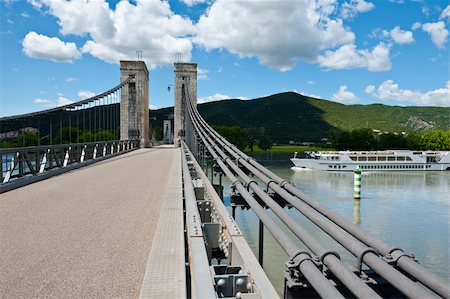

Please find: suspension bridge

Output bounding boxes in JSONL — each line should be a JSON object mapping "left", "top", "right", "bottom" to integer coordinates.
{"left": 0, "top": 61, "right": 449, "bottom": 299}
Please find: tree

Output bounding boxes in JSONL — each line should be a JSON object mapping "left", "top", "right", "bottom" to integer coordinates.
{"left": 419, "top": 130, "right": 450, "bottom": 150}
{"left": 350, "top": 128, "right": 378, "bottom": 150}
{"left": 378, "top": 133, "right": 407, "bottom": 150}
{"left": 152, "top": 125, "right": 163, "bottom": 141}
{"left": 246, "top": 128, "right": 259, "bottom": 153}
{"left": 13, "top": 131, "right": 38, "bottom": 147}
{"left": 213, "top": 125, "right": 248, "bottom": 150}
{"left": 257, "top": 128, "right": 272, "bottom": 152}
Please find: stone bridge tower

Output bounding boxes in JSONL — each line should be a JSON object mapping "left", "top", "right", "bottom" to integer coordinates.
{"left": 120, "top": 60, "right": 150, "bottom": 148}
{"left": 174, "top": 63, "right": 197, "bottom": 148}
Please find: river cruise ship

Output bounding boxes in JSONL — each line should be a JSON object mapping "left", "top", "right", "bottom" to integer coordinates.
{"left": 290, "top": 150, "right": 450, "bottom": 171}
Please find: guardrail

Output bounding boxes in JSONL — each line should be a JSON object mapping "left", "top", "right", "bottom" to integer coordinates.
{"left": 181, "top": 141, "right": 279, "bottom": 298}
{"left": 1, "top": 140, "right": 139, "bottom": 193}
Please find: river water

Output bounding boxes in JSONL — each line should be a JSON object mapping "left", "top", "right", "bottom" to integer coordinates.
{"left": 221, "top": 154, "right": 450, "bottom": 294}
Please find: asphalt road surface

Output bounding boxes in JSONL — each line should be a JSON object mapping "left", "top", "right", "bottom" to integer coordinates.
{"left": 0, "top": 147, "right": 176, "bottom": 298}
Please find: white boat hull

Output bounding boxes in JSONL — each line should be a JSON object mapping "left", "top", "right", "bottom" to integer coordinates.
{"left": 290, "top": 158, "right": 450, "bottom": 172}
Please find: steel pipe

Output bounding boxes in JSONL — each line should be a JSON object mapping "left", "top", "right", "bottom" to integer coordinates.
{"left": 186, "top": 102, "right": 345, "bottom": 299}
{"left": 190, "top": 92, "right": 449, "bottom": 298}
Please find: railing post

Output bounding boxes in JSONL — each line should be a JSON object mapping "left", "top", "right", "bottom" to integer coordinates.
{"left": 3, "top": 152, "right": 18, "bottom": 183}
{"left": 63, "top": 147, "right": 70, "bottom": 167}
{"left": 80, "top": 146, "right": 86, "bottom": 162}
{"left": 259, "top": 220, "right": 264, "bottom": 267}
{"left": 0, "top": 153, "right": 3, "bottom": 182}
{"left": 39, "top": 149, "right": 49, "bottom": 173}
{"left": 18, "top": 152, "right": 24, "bottom": 178}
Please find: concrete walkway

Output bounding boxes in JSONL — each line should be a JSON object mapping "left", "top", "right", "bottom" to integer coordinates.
{"left": 0, "top": 147, "right": 177, "bottom": 298}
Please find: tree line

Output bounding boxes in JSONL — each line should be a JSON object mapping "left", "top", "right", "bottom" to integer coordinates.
{"left": 3, "top": 125, "right": 449, "bottom": 152}
{"left": 212, "top": 125, "right": 273, "bottom": 152}
{"left": 329, "top": 128, "right": 450, "bottom": 151}
{"left": 1, "top": 128, "right": 117, "bottom": 148}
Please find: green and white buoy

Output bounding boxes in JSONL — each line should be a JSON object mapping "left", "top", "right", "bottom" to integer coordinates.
{"left": 354, "top": 165, "right": 362, "bottom": 199}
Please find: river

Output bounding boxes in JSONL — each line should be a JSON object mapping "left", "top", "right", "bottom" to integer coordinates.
{"left": 221, "top": 153, "right": 450, "bottom": 294}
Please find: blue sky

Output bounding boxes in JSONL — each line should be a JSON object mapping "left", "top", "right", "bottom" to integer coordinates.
{"left": 0, "top": 0, "right": 449, "bottom": 117}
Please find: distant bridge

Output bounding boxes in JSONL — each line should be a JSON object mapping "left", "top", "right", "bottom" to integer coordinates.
{"left": 0, "top": 61, "right": 449, "bottom": 298}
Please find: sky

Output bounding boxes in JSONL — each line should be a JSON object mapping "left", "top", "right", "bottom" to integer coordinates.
{"left": 0, "top": 0, "right": 449, "bottom": 117}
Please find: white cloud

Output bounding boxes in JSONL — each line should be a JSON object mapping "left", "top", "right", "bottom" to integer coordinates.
{"left": 22, "top": 31, "right": 81, "bottom": 63}
{"left": 33, "top": 0, "right": 194, "bottom": 67}
{"left": 7, "top": 19, "right": 13, "bottom": 24}
{"left": 390, "top": 26, "right": 414, "bottom": 44}
{"left": 440, "top": 5, "right": 450, "bottom": 20}
{"left": 365, "top": 84, "right": 375, "bottom": 94}
{"left": 33, "top": 95, "right": 74, "bottom": 107}
{"left": 317, "top": 42, "right": 391, "bottom": 71}
{"left": 149, "top": 104, "right": 159, "bottom": 110}
{"left": 33, "top": 98, "right": 50, "bottom": 104}
{"left": 194, "top": 0, "right": 356, "bottom": 71}
{"left": 57, "top": 96, "right": 74, "bottom": 106}
{"left": 421, "top": 21, "right": 449, "bottom": 48}
{"left": 299, "top": 91, "right": 322, "bottom": 99}
{"left": 341, "top": 0, "right": 374, "bottom": 19}
{"left": 236, "top": 96, "right": 249, "bottom": 100}
{"left": 198, "top": 93, "right": 230, "bottom": 104}
{"left": 181, "top": 0, "right": 208, "bottom": 6}
{"left": 365, "top": 80, "right": 450, "bottom": 106}
{"left": 66, "top": 77, "right": 77, "bottom": 82}
{"left": 411, "top": 22, "right": 422, "bottom": 30}
{"left": 307, "top": 80, "right": 315, "bottom": 85}
{"left": 21, "top": 12, "right": 30, "bottom": 18}
{"left": 78, "top": 90, "right": 96, "bottom": 99}
{"left": 197, "top": 93, "right": 248, "bottom": 104}
{"left": 197, "top": 68, "right": 209, "bottom": 80}
{"left": 421, "top": 6, "right": 430, "bottom": 17}
{"left": 332, "top": 85, "right": 359, "bottom": 104}
{"left": 368, "top": 28, "right": 389, "bottom": 39}
{"left": 27, "top": 0, "right": 42, "bottom": 10}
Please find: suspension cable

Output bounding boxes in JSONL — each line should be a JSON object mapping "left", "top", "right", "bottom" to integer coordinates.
{"left": 183, "top": 85, "right": 447, "bottom": 298}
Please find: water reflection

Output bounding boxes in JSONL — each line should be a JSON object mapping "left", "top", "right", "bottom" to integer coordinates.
{"left": 224, "top": 163, "right": 450, "bottom": 293}
{"left": 353, "top": 198, "right": 361, "bottom": 225}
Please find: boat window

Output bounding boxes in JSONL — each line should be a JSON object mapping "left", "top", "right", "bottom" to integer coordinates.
{"left": 378, "top": 156, "right": 387, "bottom": 161}
{"left": 388, "top": 157, "right": 395, "bottom": 161}
{"left": 349, "top": 156, "right": 357, "bottom": 161}
{"left": 405, "top": 157, "right": 412, "bottom": 161}
{"left": 368, "top": 156, "right": 376, "bottom": 161}
{"left": 358, "top": 156, "right": 367, "bottom": 161}
{"left": 427, "top": 156, "right": 437, "bottom": 163}
{"left": 343, "top": 165, "right": 347, "bottom": 168}
{"left": 397, "top": 156, "right": 406, "bottom": 161}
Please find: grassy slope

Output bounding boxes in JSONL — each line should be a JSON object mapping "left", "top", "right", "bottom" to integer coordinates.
{"left": 310, "top": 97, "right": 449, "bottom": 133}
{"left": 150, "top": 92, "right": 450, "bottom": 143}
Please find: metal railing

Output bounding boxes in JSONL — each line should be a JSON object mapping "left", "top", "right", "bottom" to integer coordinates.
{"left": 181, "top": 141, "right": 279, "bottom": 298}
{"left": 182, "top": 85, "right": 450, "bottom": 298}
{"left": 1, "top": 140, "right": 139, "bottom": 193}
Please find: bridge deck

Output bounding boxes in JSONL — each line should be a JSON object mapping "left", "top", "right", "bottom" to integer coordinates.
{"left": 0, "top": 147, "right": 179, "bottom": 298}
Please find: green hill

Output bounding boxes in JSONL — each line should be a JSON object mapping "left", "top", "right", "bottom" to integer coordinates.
{"left": 152, "top": 92, "right": 449, "bottom": 143}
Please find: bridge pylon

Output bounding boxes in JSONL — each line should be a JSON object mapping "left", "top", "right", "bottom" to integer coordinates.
{"left": 174, "top": 62, "right": 197, "bottom": 148}
{"left": 120, "top": 60, "right": 150, "bottom": 148}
